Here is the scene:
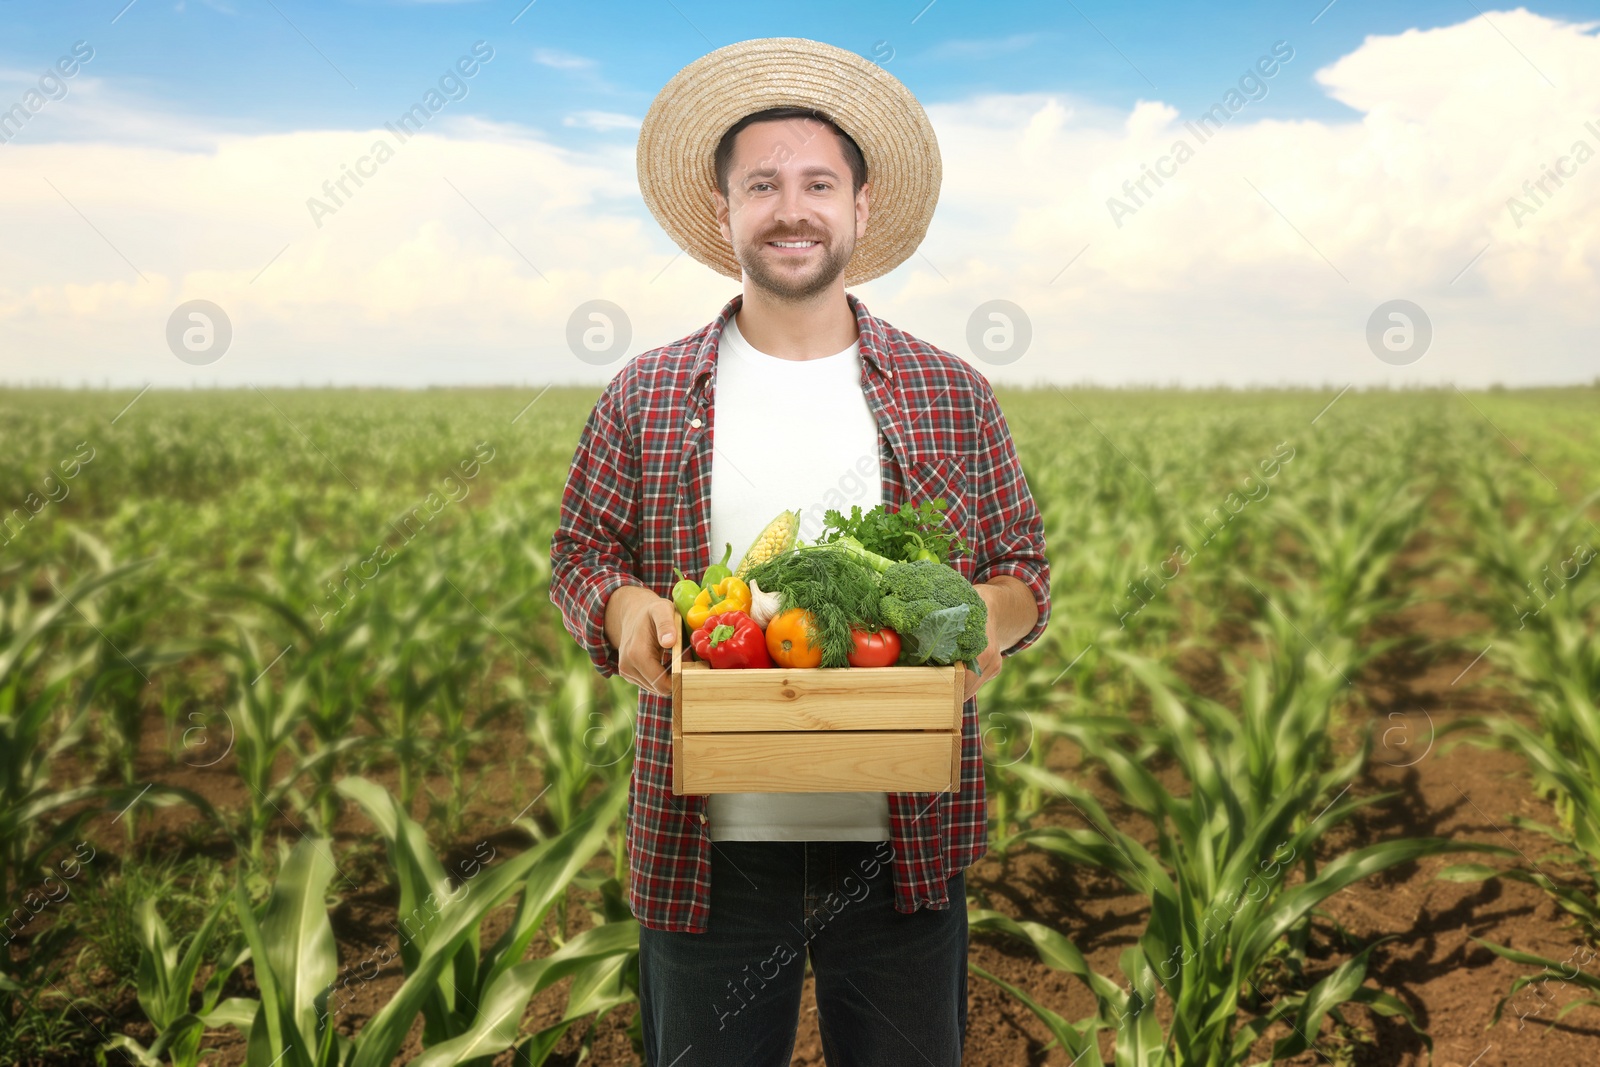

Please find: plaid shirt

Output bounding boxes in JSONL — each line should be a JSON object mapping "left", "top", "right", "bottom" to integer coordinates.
{"left": 549, "top": 291, "right": 1050, "bottom": 933}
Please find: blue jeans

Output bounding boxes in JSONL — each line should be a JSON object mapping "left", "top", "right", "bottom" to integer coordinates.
{"left": 637, "top": 840, "right": 968, "bottom": 1067}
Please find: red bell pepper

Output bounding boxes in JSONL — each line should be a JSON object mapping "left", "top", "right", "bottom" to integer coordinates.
{"left": 691, "top": 610, "right": 772, "bottom": 669}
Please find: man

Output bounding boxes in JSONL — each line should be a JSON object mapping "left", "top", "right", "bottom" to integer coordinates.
{"left": 549, "top": 37, "right": 1050, "bottom": 1066}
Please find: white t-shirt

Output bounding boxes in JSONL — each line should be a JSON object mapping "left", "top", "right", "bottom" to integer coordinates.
{"left": 705, "top": 311, "right": 891, "bottom": 842}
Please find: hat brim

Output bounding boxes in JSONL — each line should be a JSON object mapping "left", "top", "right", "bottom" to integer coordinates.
{"left": 636, "top": 37, "right": 941, "bottom": 287}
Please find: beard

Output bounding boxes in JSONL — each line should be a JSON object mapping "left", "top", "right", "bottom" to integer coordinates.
{"left": 734, "top": 226, "right": 855, "bottom": 301}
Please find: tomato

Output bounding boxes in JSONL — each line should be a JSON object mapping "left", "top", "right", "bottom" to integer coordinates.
{"left": 847, "top": 627, "right": 901, "bottom": 667}
{"left": 766, "top": 608, "right": 823, "bottom": 668}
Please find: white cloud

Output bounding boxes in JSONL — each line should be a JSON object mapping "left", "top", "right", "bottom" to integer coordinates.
{"left": 0, "top": 71, "right": 239, "bottom": 153}
{"left": 533, "top": 48, "right": 595, "bottom": 71}
{"left": 562, "top": 110, "right": 641, "bottom": 132}
{"left": 1, "top": 8, "right": 1597, "bottom": 387}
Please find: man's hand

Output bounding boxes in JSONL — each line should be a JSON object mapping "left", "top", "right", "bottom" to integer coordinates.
{"left": 604, "top": 585, "right": 678, "bottom": 698}
{"left": 965, "top": 576, "right": 1041, "bottom": 702}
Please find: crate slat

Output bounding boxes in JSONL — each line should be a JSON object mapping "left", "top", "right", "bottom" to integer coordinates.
{"left": 679, "top": 660, "right": 960, "bottom": 732}
{"left": 679, "top": 731, "right": 959, "bottom": 793}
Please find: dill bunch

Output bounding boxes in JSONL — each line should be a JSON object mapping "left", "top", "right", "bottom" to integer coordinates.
{"left": 744, "top": 546, "right": 884, "bottom": 667}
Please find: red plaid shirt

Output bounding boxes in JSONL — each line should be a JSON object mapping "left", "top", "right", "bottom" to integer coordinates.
{"left": 549, "top": 291, "right": 1050, "bottom": 933}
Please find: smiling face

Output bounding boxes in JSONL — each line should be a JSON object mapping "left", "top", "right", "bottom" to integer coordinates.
{"left": 714, "top": 116, "right": 870, "bottom": 301}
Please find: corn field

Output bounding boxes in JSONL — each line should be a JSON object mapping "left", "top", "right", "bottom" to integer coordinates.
{"left": 2, "top": 384, "right": 1596, "bottom": 1066}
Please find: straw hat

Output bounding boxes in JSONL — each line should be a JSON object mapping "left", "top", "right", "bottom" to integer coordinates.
{"left": 636, "top": 37, "right": 941, "bottom": 287}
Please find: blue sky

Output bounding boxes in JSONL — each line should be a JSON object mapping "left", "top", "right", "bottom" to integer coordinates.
{"left": 7, "top": 0, "right": 1595, "bottom": 141}
{"left": 2, "top": 2, "right": 1598, "bottom": 386}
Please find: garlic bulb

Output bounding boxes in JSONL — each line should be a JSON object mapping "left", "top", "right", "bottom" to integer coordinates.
{"left": 747, "top": 578, "right": 782, "bottom": 628}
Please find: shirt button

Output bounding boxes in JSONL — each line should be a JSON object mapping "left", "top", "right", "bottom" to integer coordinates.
{"left": 700, "top": 813, "right": 708, "bottom": 824}
{"left": 690, "top": 418, "right": 703, "bottom": 429}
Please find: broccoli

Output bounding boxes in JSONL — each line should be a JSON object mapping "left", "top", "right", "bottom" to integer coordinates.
{"left": 878, "top": 560, "right": 988, "bottom": 671}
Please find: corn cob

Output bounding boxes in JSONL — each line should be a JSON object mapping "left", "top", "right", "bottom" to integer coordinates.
{"left": 734, "top": 509, "right": 800, "bottom": 578}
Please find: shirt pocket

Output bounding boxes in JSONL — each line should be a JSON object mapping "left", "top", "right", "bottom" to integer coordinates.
{"left": 900, "top": 456, "right": 974, "bottom": 581}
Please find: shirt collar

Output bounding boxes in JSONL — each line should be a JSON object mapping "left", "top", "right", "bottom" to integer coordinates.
{"left": 691, "top": 290, "right": 895, "bottom": 395}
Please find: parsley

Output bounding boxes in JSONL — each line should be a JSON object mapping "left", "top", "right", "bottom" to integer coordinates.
{"left": 816, "top": 499, "right": 968, "bottom": 565}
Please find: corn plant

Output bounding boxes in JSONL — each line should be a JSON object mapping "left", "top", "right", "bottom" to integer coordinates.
{"left": 509, "top": 654, "right": 636, "bottom": 946}
{"left": 1453, "top": 474, "right": 1600, "bottom": 738}
{"left": 974, "top": 648, "right": 1508, "bottom": 1064}
{"left": 0, "top": 555, "right": 149, "bottom": 905}
{"left": 1438, "top": 710, "right": 1600, "bottom": 1009}
{"left": 211, "top": 572, "right": 378, "bottom": 837}
{"left": 1242, "top": 461, "right": 1430, "bottom": 684}
{"left": 1447, "top": 476, "right": 1599, "bottom": 819}
{"left": 368, "top": 537, "right": 526, "bottom": 834}
{"left": 219, "top": 776, "right": 635, "bottom": 1067}
{"left": 333, "top": 773, "right": 634, "bottom": 1040}
{"left": 185, "top": 612, "right": 356, "bottom": 863}
{"left": 979, "top": 632, "right": 1133, "bottom": 861}
{"left": 417, "top": 620, "right": 514, "bottom": 836}
{"left": 363, "top": 572, "right": 482, "bottom": 822}
{"left": 516, "top": 646, "right": 634, "bottom": 840}
{"left": 984, "top": 498, "right": 1176, "bottom": 858}
{"left": 969, "top": 913, "right": 1407, "bottom": 1066}
{"left": 59, "top": 530, "right": 176, "bottom": 811}
{"left": 1437, "top": 477, "right": 1600, "bottom": 1013}
{"left": 96, "top": 896, "right": 252, "bottom": 1067}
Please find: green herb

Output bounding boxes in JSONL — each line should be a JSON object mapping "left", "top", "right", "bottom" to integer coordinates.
{"left": 744, "top": 547, "right": 884, "bottom": 667}
{"left": 817, "top": 499, "right": 968, "bottom": 564}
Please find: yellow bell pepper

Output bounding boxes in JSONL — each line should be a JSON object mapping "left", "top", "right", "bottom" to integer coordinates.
{"left": 686, "top": 575, "right": 753, "bottom": 631}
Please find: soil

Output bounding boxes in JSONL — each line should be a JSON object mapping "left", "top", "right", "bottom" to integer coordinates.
{"left": 33, "top": 532, "right": 1600, "bottom": 1067}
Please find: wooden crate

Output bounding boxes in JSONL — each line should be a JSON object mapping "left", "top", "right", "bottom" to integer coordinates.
{"left": 670, "top": 615, "right": 964, "bottom": 795}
